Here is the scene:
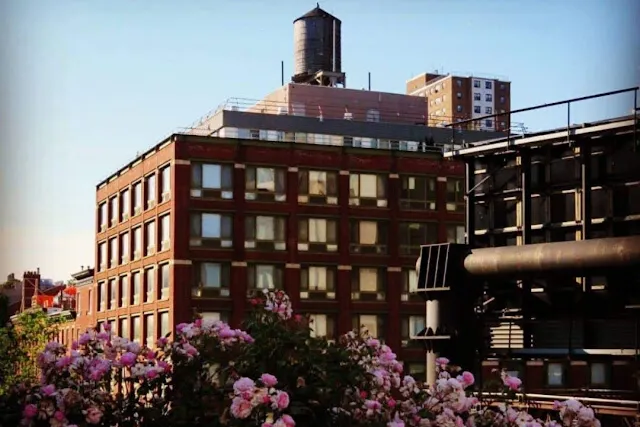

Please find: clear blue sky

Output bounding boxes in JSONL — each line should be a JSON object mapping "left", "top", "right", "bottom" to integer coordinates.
{"left": 0, "top": 0, "right": 638, "bottom": 281}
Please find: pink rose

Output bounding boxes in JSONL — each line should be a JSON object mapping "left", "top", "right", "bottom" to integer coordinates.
{"left": 230, "top": 396, "right": 253, "bottom": 419}
{"left": 504, "top": 375, "right": 522, "bottom": 391}
{"left": 23, "top": 404, "right": 38, "bottom": 419}
{"left": 273, "top": 390, "right": 290, "bottom": 410}
{"left": 146, "top": 369, "right": 158, "bottom": 379}
{"left": 156, "top": 337, "right": 168, "bottom": 347}
{"left": 176, "top": 323, "right": 188, "bottom": 334}
{"left": 233, "top": 377, "right": 255, "bottom": 394}
{"left": 461, "top": 371, "right": 475, "bottom": 386}
{"left": 260, "top": 373, "right": 278, "bottom": 387}
{"left": 435, "top": 357, "right": 450, "bottom": 366}
{"left": 281, "top": 414, "right": 295, "bottom": 427}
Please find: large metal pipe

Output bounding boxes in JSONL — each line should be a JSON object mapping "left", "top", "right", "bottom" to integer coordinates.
{"left": 463, "top": 236, "right": 640, "bottom": 278}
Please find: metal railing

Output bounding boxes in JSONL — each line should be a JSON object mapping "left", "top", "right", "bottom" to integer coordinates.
{"left": 445, "top": 87, "right": 640, "bottom": 153}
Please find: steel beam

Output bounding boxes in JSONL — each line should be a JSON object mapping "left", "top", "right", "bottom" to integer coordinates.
{"left": 462, "top": 236, "right": 640, "bottom": 278}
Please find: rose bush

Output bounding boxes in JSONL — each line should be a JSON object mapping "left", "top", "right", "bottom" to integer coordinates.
{"left": 7, "top": 290, "right": 600, "bottom": 427}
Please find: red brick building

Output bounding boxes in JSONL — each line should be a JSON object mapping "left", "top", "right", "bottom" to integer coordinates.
{"left": 87, "top": 133, "right": 467, "bottom": 377}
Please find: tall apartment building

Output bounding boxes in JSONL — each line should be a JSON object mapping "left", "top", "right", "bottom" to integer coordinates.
{"left": 88, "top": 122, "right": 479, "bottom": 380}
{"left": 406, "top": 72, "right": 511, "bottom": 132}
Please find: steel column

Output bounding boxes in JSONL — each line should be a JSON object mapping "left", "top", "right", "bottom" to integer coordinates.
{"left": 425, "top": 299, "right": 440, "bottom": 385}
{"left": 520, "top": 150, "right": 533, "bottom": 347}
{"left": 465, "top": 161, "right": 475, "bottom": 247}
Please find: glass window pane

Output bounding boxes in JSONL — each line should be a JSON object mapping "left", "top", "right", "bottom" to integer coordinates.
{"left": 256, "top": 265, "right": 275, "bottom": 289}
{"left": 360, "top": 315, "right": 378, "bottom": 337}
{"left": 349, "top": 175, "right": 359, "bottom": 197}
{"left": 309, "top": 171, "right": 327, "bottom": 195}
{"left": 309, "top": 219, "right": 327, "bottom": 242}
{"left": 547, "top": 363, "right": 563, "bottom": 386}
{"left": 202, "top": 214, "right": 221, "bottom": 238}
{"left": 203, "top": 263, "right": 221, "bottom": 288}
{"left": 591, "top": 363, "right": 606, "bottom": 385}
{"left": 310, "top": 314, "right": 327, "bottom": 337}
{"left": 408, "top": 270, "right": 418, "bottom": 292}
{"left": 410, "top": 316, "right": 425, "bottom": 335}
{"left": 359, "top": 268, "right": 377, "bottom": 292}
{"left": 257, "top": 168, "right": 276, "bottom": 191}
{"left": 360, "top": 174, "right": 377, "bottom": 198}
{"left": 202, "top": 164, "right": 221, "bottom": 188}
{"left": 256, "top": 216, "right": 275, "bottom": 240}
{"left": 309, "top": 267, "right": 327, "bottom": 290}
{"left": 359, "top": 221, "right": 377, "bottom": 245}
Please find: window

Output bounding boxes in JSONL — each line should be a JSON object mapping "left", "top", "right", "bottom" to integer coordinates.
{"left": 298, "top": 218, "right": 338, "bottom": 252}
{"left": 190, "top": 213, "right": 233, "bottom": 248}
{"left": 109, "top": 238, "right": 118, "bottom": 268}
{"left": 485, "top": 81, "right": 492, "bottom": 89}
{"left": 500, "top": 96, "right": 505, "bottom": 104}
{"left": 456, "top": 105, "right": 463, "bottom": 113}
{"left": 132, "top": 316, "right": 141, "bottom": 343}
{"left": 144, "top": 221, "right": 156, "bottom": 256}
{"left": 446, "top": 225, "right": 466, "bottom": 244}
{"left": 352, "top": 314, "right": 385, "bottom": 340}
{"left": 132, "top": 226, "right": 142, "bottom": 260}
{"left": 473, "top": 80, "right": 481, "bottom": 88}
{"left": 400, "top": 176, "right": 436, "bottom": 210}
{"left": 349, "top": 173, "right": 387, "bottom": 207}
{"left": 247, "top": 264, "right": 284, "bottom": 292}
{"left": 401, "top": 269, "right": 421, "bottom": 301}
{"left": 401, "top": 315, "right": 426, "bottom": 346}
{"left": 245, "top": 216, "right": 286, "bottom": 250}
{"left": 245, "top": 166, "right": 286, "bottom": 201}
{"left": 132, "top": 182, "right": 142, "bottom": 215}
{"left": 485, "top": 119, "right": 493, "bottom": 128}
{"left": 351, "top": 268, "right": 386, "bottom": 301}
{"left": 145, "top": 174, "right": 156, "bottom": 209}
{"left": 119, "top": 318, "right": 129, "bottom": 340}
{"left": 474, "top": 93, "right": 481, "bottom": 101}
{"left": 120, "top": 189, "right": 130, "bottom": 221}
{"left": 119, "top": 276, "right": 128, "bottom": 308}
{"left": 200, "top": 312, "right": 230, "bottom": 323}
{"left": 456, "top": 92, "right": 462, "bottom": 99}
{"left": 98, "top": 242, "right": 107, "bottom": 271}
{"left": 144, "top": 268, "right": 155, "bottom": 303}
{"left": 108, "top": 197, "right": 118, "bottom": 228}
{"left": 309, "top": 314, "right": 336, "bottom": 339}
{"left": 98, "top": 281, "right": 106, "bottom": 311}
{"left": 98, "top": 202, "right": 107, "bottom": 231}
{"left": 108, "top": 279, "right": 116, "bottom": 310}
{"left": 159, "top": 214, "right": 170, "bottom": 251}
{"left": 350, "top": 220, "right": 388, "bottom": 254}
{"left": 399, "top": 223, "right": 438, "bottom": 255}
{"left": 159, "top": 263, "right": 170, "bottom": 300}
{"left": 590, "top": 362, "right": 607, "bottom": 387}
{"left": 132, "top": 272, "right": 141, "bottom": 305}
{"left": 485, "top": 107, "right": 492, "bottom": 114}
{"left": 160, "top": 165, "right": 171, "bottom": 201}
{"left": 547, "top": 362, "right": 564, "bottom": 386}
{"left": 485, "top": 93, "right": 493, "bottom": 102}
{"left": 88, "top": 290, "right": 93, "bottom": 313}
{"left": 191, "top": 163, "right": 233, "bottom": 199}
{"left": 192, "top": 262, "right": 231, "bottom": 298}
{"left": 446, "top": 179, "right": 465, "bottom": 212}
{"left": 120, "top": 232, "right": 129, "bottom": 264}
{"left": 300, "top": 266, "right": 336, "bottom": 299}
{"left": 473, "top": 106, "right": 481, "bottom": 114}
{"left": 298, "top": 170, "right": 338, "bottom": 204}
{"left": 456, "top": 79, "right": 462, "bottom": 87}
{"left": 550, "top": 192, "right": 576, "bottom": 223}
{"left": 159, "top": 312, "right": 170, "bottom": 339}
{"left": 145, "top": 314, "right": 155, "bottom": 348}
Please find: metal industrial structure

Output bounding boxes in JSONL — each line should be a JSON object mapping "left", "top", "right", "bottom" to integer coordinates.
{"left": 292, "top": 4, "right": 345, "bottom": 87}
{"left": 414, "top": 87, "right": 640, "bottom": 423}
